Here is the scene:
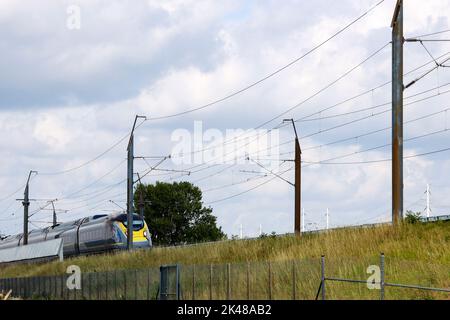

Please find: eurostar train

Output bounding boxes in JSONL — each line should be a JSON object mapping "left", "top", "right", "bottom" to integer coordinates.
{"left": 0, "top": 213, "right": 152, "bottom": 257}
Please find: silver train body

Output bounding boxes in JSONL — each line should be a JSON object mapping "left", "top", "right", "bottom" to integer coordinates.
{"left": 0, "top": 213, "right": 152, "bottom": 257}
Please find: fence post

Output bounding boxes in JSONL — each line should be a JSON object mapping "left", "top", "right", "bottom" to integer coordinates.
{"left": 268, "top": 262, "right": 272, "bottom": 300}
{"left": 292, "top": 261, "right": 296, "bottom": 300}
{"left": 135, "top": 270, "right": 138, "bottom": 300}
{"left": 115, "top": 270, "right": 118, "bottom": 300}
{"left": 74, "top": 276, "right": 78, "bottom": 300}
{"left": 55, "top": 275, "right": 58, "bottom": 300}
{"left": 246, "top": 262, "right": 250, "bottom": 300}
{"left": 124, "top": 271, "right": 127, "bottom": 300}
{"left": 96, "top": 272, "right": 100, "bottom": 300}
{"left": 105, "top": 272, "right": 109, "bottom": 301}
{"left": 88, "top": 273, "right": 92, "bottom": 300}
{"left": 61, "top": 274, "right": 64, "bottom": 300}
{"left": 147, "top": 269, "right": 151, "bottom": 301}
{"left": 78, "top": 273, "right": 82, "bottom": 300}
{"left": 321, "top": 255, "right": 326, "bottom": 300}
{"left": 380, "top": 253, "right": 385, "bottom": 300}
{"left": 192, "top": 265, "right": 196, "bottom": 300}
{"left": 209, "top": 264, "right": 213, "bottom": 300}
{"left": 227, "top": 263, "right": 231, "bottom": 300}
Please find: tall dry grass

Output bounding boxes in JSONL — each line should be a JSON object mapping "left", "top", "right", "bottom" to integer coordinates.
{"left": 0, "top": 222, "right": 448, "bottom": 299}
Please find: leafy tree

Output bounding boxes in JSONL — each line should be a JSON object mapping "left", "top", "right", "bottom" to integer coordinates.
{"left": 405, "top": 210, "right": 422, "bottom": 224}
{"left": 134, "top": 181, "right": 226, "bottom": 245}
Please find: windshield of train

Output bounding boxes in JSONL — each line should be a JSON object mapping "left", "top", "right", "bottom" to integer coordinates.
{"left": 116, "top": 214, "right": 145, "bottom": 231}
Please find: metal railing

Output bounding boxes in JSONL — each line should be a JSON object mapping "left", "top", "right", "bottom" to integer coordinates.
{"left": 0, "top": 267, "right": 161, "bottom": 300}
{"left": 317, "top": 253, "right": 450, "bottom": 300}
{"left": 0, "top": 255, "right": 448, "bottom": 300}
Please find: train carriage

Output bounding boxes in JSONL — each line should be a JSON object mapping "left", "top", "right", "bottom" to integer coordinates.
{"left": 0, "top": 213, "right": 152, "bottom": 257}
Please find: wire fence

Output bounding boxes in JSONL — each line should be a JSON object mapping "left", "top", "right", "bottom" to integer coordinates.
{"left": 0, "top": 268, "right": 161, "bottom": 300}
{"left": 318, "top": 254, "right": 450, "bottom": 300}
{"left": 0, "top": 255, "right": 448, "bottom": 300}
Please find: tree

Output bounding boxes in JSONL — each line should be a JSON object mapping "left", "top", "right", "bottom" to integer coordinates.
{"left": 405, "top": 210, "right": 422, "bottom": 224}
{"left": 134, "top": 181, "right": 226, "bottom": 245}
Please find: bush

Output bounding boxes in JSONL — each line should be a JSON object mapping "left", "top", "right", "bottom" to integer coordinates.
{"left": 405, "top": 211, "right": 422, "bottom": 224}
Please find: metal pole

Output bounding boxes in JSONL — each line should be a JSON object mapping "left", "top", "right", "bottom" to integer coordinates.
{"left": 426, "top": 184, "right": 430, "bottom": 218}
{"left": 21, "top": 171, "right": 36, "bottom": 245}
{"left": 380, "top": 253, "right": 385, "bottom": 300}
{"left": 326, "top": 208, "right": 330, "bottom": 230}
{"left": 127, "top": 134, "right": 134, "bottom": 251}
{"left": 295, "top": 138, "right": 302, "bottom": 235}
{"left": 391, "top": 0, "right": 404, "bottom": 225}
{"left": 51, "top": 200, "right": 57, "bottom": 226}
{"left": 283, "top": 119, "right": 302, "bottom": 235}
{"left": 126, "top": 115, "right": 146, "bottom": 250}
{"left": 321, "top": 256, "right": 326, "bottom": 300}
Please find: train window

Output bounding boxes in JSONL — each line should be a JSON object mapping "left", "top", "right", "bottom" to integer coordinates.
{"left": 93, "top": 215, "right": 108, "bottom": 220}
{"left": 115, "top": 214, "right": 145, "bottom": 231}
{"left": 122, "top": 220, "right": 144, "bottom": 231}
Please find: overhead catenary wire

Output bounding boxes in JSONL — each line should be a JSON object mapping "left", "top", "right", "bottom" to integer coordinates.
{"left": 296, "top": 82, "right": 450, "bottom": 123}
{"left": 1, "top": 20, "right": 448, "bottom": 235}
{"left": 58, "top": 158, "right": 127, "bottom": 200}
{"left": 170, "top": 48, "right": 445, "bottom": 165}
{"left": 299, "top": 87, "right": 450, "bottom": 141}
{"left": 206, "top": 166, "right": 295, "bottom": 205}
{"left": 37, "top": 119, "right": 146, "bottom": 176}
{"left": 168, "top": 41, "right": 391, "bottom": 170}
{"left": 296, "top": 51, "right": 450, "bottom": 121}
{"left": 302, "top": 127, "right": 449, "bottom": 166}
{"left": 206, "top": 144, "right": 450, "bottom": 206}
{"left": 410, "top": 29, "right": 450, "bottom": 39}
{"left": 289, "top": 91, "right": 450, "bottom": 154}
{"left": 302, "top": 146, "right": 450, "bottom": 166}
{"left": 297, "top": 105, "right": 450, "bottom": 153}
{"left": 145, "top": 0, "right": 386, "bottom": 121}
{"left": 202, "top": 174, "right": 268, "bottom": 193}
{"left": 165, "top": 86, "right": 450, "bottom": 187}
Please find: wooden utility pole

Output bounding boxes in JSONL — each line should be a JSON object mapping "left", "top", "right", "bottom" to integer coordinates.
{"left": 391, "top": 0, "right": 404, "bottom": 225}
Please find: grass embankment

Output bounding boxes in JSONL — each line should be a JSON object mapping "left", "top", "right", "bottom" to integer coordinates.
{"left": 0, "top": 222, "right": 449, "bottom": 299}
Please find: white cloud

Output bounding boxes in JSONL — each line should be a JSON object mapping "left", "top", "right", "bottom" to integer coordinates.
{"left": 0, "top": 0, "right": 450, "bottom": 237}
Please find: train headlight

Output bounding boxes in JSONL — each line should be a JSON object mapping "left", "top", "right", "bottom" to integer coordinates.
{"left": 144, "top": 231, "right": 148, "bottom": 238}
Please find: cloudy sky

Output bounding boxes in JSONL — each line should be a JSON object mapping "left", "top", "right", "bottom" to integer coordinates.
{"left": 0, "top": 0, "right": 449, "bottom": 237}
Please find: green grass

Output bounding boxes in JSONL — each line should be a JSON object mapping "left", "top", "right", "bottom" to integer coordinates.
{"left": 0, "top": 222, "right": 449, "bottom": 300}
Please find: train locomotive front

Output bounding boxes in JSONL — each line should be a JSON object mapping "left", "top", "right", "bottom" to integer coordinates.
{"left": 0, "top": 213, "right": 152, "bottom": 257}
